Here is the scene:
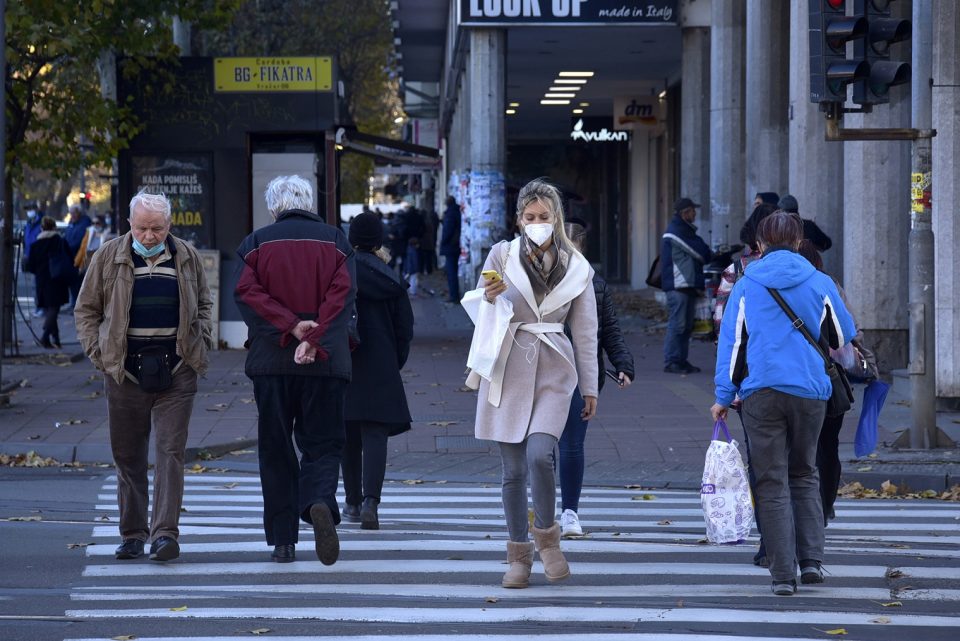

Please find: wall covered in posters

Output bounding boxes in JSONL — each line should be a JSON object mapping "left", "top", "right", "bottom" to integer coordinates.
{"left": 448, "top": 170, "right": 507, "bottom": 290}
{"left": 131, "top": 154, "right": 214, "bottom": 249}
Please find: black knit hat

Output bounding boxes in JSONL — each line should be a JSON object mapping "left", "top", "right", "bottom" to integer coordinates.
{"left": 349, "top": 212, "right": 383, "bottom": 250}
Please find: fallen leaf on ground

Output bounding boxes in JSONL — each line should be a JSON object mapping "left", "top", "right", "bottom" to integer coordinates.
{"left": 430, "top": 382, "right": 441, "bottom": 387}
{"left": 857, "top": 466, "right": 873, "bottom": 472}
{"left": 111, "top": 635, "right": 137, "bottom": 640}
{"left": 870, "top": 616, "right": 892, "bottom": 624}
{"left": 218, "top": 482, "right": 239, "bottom": 489}
{"left": 6, "top": 516, "right": 42, "bottom": 522}
{"left": 428, "top": 421, "right": 457, "bottom": 427}
{"left": 880, "top": 480, "right": 898, "bottom": 496}
{"left": 87, "top": 391, "right": 102, "bottom": 399}
{"left": 484, "top": 597, "right": 498, "bottom": 603}
{"left": 228, "top": 449, "right": 254, "bottom": 456}
{"left": 206, "top": 403, "right": 228, "bottom": 411}
{"left": 885, "top": 568, "right": 906, "bottom": 579}
{"left": 402, "top": 479, "right": 424, "bottom": 485}
{"left": 657, "top": 519, "right": 672, "bottom": 525}
{"left": 413, "top": 391, "right": 426, "bottom": 395}
{"left": 249, "top": 629, "right": 271, "bottom": 635}
{"left": 240, "top": 398, "right": 255, "bottom": 404}
{"left": 170, "top": 605, "right": 188, "bottom": 612}
{"left": 816, "top": 628, "right": 847, "bottom": 635}
{"left": 456, "top": 386, "right": 475, "bottom": 392}
{"left": 430, "top": 401, "right": 447, "bottom": 406}
{"left": 27, "top": 435, "right": 40, "bottom": 440}
{"left": 630, "top": 494, "right": 657, "bottom": 501}
{"left": 880, "top": 601, "right": 903, "bottom": 607}
{"left": 67, "top": 542, "right": 94, "bottom": 549}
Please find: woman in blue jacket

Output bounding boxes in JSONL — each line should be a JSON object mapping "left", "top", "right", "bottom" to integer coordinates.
{"left": 711, "top": 212, "right": 856, "bottom": 596}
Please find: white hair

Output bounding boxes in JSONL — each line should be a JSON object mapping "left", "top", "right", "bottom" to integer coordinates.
{"left": 265, "top": 175, "right": 314, "bottom": 217}
{"left": 129, "top": 190, "right": 172, "bottom": 221}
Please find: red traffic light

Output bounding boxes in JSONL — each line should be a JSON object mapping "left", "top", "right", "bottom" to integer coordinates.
{"left": 826, "top": 0, "right": 845, "bottom": 8}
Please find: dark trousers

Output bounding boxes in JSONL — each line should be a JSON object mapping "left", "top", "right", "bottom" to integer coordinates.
{"left": 253, "top": 375, "right": 346, "bottom": 546}
{"left": 340, "top": 421, "right": 392, "bottom": 506}
{"left": 40, "top": 306, "right": 60, "bottom": 345}
{"left": 816, "top": 413, "right": 845, "bottom": 523}
{"left": 741, "top": 388, "right": 827, "bottom": 582}
{"left": 558, "top": 387, "right": 589, "bottom": 512}
{"left": 664, "top": 289, "right": 697, "bottom": 366}
{"left": 442, "top": 252, "right": 459, "bottom": 301}
{"left": 105, "top": 367, "right": 197, "bottom": 542}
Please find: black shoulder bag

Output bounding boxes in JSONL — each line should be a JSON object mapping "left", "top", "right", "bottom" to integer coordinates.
{"left": 766, "top": 287, "right": 854, "bottom": 417}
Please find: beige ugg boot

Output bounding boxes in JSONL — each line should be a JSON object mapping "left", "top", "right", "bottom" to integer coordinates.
{"left": 532, "top": 522, "right": 570, "bottom": 582}
{"left": 502, "top": 541, "right": 534, "bottom": 588}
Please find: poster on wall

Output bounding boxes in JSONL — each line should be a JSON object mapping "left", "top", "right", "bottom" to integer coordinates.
{"left": 131, "top": 154, "right": 214, "bottom": 248}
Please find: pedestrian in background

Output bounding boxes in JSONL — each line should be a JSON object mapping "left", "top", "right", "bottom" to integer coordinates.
{"left": 419, "top": 207, "right": 439, "bottom": 275}
{"left": 661, "top": 197, "right": 713, "bottom": 374}
{"left": 64, "top": 204, "right": 92, "bottom": 310}
{"left": 21, "top": 204, "right": 44, "bottom": 317}
{"left": 712, "top": 212, "right": 856, "bottom": 596}
{"left": 340, "top": 212, "right": 414, "bottom": 530}
{"left": 235, "top": 175, "right": 356, "bottom": 565}
{"left": 796, "top": 240, "right": 879, "bottom": 524}
{"left": 777, "top": 194, "right": 832, "bottom": 253}
{"left": 466, "top": 178, "right": 598, "bottom": 589}
{"left": 558, "top": 218, "right": 634, "bottom": 537}
{"left": 75, "top": 190, "right": 213, "bottom": 562}
{"left": 439, "top": 195, "right": 462, "bottom": 302}
{"left": 25, "top": 216, "right": 70, "bottom": 349}
{"left": 398, "top": 202, "right": 424, "bottom": 295}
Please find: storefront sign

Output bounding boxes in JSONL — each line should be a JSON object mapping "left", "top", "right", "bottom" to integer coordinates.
{"left": 131, "top": 155, "right": 214, "bottom": 249}
{"left": 613, "top": 96, "right": 662, "bottom": 130}
{"left": 570, "top": 118, "right": 629, "bottom": 143}
{"left": 214, "top": 57, "right": 333, "bottom": 92}
{"left": 459, "top": 0, "right": 677, "bottom": 25}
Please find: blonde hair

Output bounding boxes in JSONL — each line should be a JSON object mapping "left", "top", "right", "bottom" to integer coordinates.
{"left": 515, "top": 178, "right": 578, "bottom": 254}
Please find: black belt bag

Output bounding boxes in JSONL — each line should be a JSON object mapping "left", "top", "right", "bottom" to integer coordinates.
{"left": 135, "top": 345, "right": 173, "bottom": 393}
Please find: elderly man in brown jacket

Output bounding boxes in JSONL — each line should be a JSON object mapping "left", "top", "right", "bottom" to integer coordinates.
{"left": 75, "top": 190, "right": 212, "bottom": 563}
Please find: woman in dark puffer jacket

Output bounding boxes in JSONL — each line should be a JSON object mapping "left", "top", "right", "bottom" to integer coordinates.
{"left": 557, "top": 218, "right": 635, "bottom": 537}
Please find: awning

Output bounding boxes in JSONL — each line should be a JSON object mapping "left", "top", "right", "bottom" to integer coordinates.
{"left": 335, "top": 128, "right": 440, "bottom": 168}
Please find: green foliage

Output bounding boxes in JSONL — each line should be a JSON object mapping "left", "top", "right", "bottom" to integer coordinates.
{"left": 198, "top": 0, "right": 403, "bottom": 201}
{"left": 4, "top": 0, "right": 240, "bottom": 186}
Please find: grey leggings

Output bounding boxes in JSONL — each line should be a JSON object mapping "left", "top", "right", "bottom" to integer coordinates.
{"left": 499, "top": 433, "right": 557, "bottom": 542}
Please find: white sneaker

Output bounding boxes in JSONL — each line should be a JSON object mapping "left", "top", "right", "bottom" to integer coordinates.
{"left": 560, "top": 509, "right": 583, "bottom": 537}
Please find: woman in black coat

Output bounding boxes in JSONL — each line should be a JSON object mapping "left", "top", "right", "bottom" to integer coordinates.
{"left": 341, "top": 213, "right": 415, "bottom": 530}
{"left": 25, "top": 216, "right": 70, "bottom": 348}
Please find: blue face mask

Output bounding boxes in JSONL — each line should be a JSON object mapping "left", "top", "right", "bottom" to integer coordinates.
{"left": 132, "top": 238, "right": 165, "bottom": 258}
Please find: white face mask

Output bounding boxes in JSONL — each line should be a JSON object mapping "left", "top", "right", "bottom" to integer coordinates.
{"left": 523, "top": 223, "right": 553, "bottom": 247}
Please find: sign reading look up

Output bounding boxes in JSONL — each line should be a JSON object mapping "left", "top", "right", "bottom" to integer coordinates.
{"left": 459, "top": 0, "right": 678, "bottom": 25}
{"left": 214, "top": 57, "right": 333, "bottom": 92}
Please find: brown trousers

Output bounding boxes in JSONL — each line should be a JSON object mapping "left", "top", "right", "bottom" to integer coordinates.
{"left": 105, "top": 367, "right": 197, "bottom": 542}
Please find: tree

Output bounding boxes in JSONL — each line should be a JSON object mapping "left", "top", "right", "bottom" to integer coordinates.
{"left": 4, "top": 1, "right": 239, "bottom": 194}
{"left": 197, "top": 0, "right": 403, "bottom": 202}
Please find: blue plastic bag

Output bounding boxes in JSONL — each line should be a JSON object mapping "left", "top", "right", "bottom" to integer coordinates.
{"left": 854, "top": 380, "right": 890, "bottom": 457}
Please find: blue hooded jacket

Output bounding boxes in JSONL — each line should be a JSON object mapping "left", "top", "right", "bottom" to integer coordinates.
{"left": 714, "top": 248, "right": 857, "bottom": 406}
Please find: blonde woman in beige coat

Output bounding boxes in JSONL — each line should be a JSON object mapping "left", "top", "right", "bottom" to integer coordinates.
{"left": 465, "top": 179, "right": 599, "bottom": 589}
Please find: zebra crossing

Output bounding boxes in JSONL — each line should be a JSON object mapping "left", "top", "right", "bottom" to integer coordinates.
{"left": 65, "top": 474, "right": 960, "bottom": 641}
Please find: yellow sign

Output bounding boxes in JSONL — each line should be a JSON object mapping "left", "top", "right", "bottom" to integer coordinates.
{"left": 214, "top": 57, "right": 332, "bottom": 93}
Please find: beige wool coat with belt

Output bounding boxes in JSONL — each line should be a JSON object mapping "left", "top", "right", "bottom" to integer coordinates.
{"left": 469, "top": 238, "right": 599, "bottom": 444}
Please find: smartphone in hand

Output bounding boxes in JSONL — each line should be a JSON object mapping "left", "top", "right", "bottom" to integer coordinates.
{"left": 481, "top": 270, "right": 502, "bottom": 283}
{"left": 605, "top": 369, "right": 623, "bottom": 387}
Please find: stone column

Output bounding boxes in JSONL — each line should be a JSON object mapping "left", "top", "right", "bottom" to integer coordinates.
{"left": 745, "top": 0, "right": 789, "bottom": 205}
{"left": 933, "top": 0, "right": 960, "bottom": 397}
{"left": 842, "top": 2, "right": 912, "bottom": 372}
{"left": 680, "top": 27, "right": 710, "bottom": 220}
{"left": 788, "top": 0, "right": 844, "bottom": 276}
{"left": 708, "top": 0, "right": 746, "bottom": 248}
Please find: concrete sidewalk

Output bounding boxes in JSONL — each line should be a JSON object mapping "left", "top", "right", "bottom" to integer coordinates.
{"left": 2, "top": 271, "right": 958, "bottom": 491}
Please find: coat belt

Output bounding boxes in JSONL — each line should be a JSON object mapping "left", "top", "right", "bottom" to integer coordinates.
{"left": 487, "top": 321, "right": 569, "bottom": 407}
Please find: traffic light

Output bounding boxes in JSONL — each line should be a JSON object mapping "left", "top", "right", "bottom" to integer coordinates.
{"left": 853, "top": 0, "right": 911, "bottom": 107}
{"left": 809, "top": 0, "right": 869, "bottom": 105}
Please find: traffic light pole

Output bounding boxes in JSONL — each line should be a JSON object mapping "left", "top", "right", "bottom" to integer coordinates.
{"left": 822, "top": 103, "right": 935, "bottom": 141}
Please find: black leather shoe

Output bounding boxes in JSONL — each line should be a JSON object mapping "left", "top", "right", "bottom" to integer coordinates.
{"left": 664, "top": 362, "right": 687, "bottom": 374}
{"left": 309, "top": 503, "right": 340, "bottom": 565}
{"left": 149, "top": 536, "right": 180, "bottom": 562}
{"left": 342, "top": 504, "right": 361, "bottom": 523}
{"left": 115, "top": 539, "right": 144, "bottom": 560}
{"left": 360, "top": 497, "right": 380, "bottom": 530}
{"left": 681, "top": 361, "right": 702, "bottom": 373}
{"left": 271, "top": 544, "right": 295, "bottom": 563}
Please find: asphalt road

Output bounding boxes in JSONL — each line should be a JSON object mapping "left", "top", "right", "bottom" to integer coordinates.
{"left": 1, "top": 466, "right": 959, "bottom": 641}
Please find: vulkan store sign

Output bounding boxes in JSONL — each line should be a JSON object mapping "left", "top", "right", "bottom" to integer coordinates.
{"left": 459, "top": 0, "right": 678, "bottom": 25}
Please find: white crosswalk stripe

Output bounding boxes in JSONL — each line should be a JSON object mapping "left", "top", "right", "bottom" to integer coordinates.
{"left": 66, "top": 474, "right": 960, "bottom": 641}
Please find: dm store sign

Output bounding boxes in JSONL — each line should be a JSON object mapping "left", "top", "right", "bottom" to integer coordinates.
{"left": 460, "top": 0, "right": 678, "bottom": 25}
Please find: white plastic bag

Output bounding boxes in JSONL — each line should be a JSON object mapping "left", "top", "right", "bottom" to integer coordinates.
{"left": 701, "top": 418, "right": 754, "bottom": 544}
{"left": 462, "top": 288, "right": 513, "bottom": 380}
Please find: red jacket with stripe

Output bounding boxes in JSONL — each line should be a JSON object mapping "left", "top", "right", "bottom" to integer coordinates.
{"left": 234, "top": 209, "right": 356, "bottom": 379}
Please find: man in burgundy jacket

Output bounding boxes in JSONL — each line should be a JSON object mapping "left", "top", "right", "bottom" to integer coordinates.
{"left": 235, "top": 175, "right": 356, "bottom": 565}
